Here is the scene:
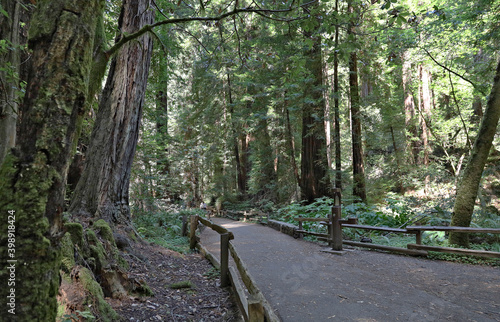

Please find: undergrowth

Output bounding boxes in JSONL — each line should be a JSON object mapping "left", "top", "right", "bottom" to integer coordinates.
{"left": 270, "top": 195, "right": 500, "bottom": 264}
{"left": 132, "top": 204, "right": 204, "bottom": 253}
{"left": 427, "top": 252, "right": 500, "bottom": 266}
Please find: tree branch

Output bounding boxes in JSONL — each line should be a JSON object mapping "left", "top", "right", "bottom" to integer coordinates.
{"left": 448, "top": 70, "right": 473, "bottom": 150}
{"left": 422, "top": 47, "right": 487, "bottom": 96}
{"left": 105, "top": 6, "right": 301, "bottom": 58}
{"left": 173, "top": 26, "right": 212, "bottom": 55}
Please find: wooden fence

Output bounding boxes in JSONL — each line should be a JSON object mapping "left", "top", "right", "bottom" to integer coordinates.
{"left": 189, "top": 215, "right": 280, "bottom": 322}
{"left": 294, "top": 189, "right": 500, "bottom": 259}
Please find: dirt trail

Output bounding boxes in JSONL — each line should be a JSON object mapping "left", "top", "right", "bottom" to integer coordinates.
{"left": 200, "top": 218, "right": 500, "bottom": 322}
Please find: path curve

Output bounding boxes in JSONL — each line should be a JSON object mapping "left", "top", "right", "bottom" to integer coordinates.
{"left": 200, "top": 218, "right": 500, "bottom": 322}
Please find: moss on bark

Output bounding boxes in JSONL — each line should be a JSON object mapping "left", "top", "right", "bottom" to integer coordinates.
{"left": 64, "top": 222, "right": 84, "bottom": 247}
{"left": 79, "top": 267, "right": 120, "bottom": 321}
{"left": 61, "top": 233, "right": 76, "bottom": 273}
{"left": 93, "top": 219, "right": 116, "bottom": 244}
{"left": 0, "top": 1, "right": 105, "bottom": 319}
{"left": 450, "top": 60, "right": 500, "bottom": 246}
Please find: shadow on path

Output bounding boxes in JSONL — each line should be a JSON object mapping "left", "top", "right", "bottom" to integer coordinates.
{"left": 200, "top": 217, "right": 500, "bottom": 322}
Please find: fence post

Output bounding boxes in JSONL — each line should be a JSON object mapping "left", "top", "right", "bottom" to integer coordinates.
{"left": 189, "top": 215, "right": 198, "bottom": 249}
{"left": 298, "top": 215, "right": 303, "bottom": 239}
{"left": 331, "top": 188, "right": 343, "bottom": 251}
{"left": 415, "top": 231, "right": 422, "bottom": 245}
{"left": 220, "top": 233, "right": 230, "bottom": 287}
{"left": 181, "top": 215, "right": 188, "bottom": 236}
{"left": 248, "top": 294, "right": 265, "bottom": 321}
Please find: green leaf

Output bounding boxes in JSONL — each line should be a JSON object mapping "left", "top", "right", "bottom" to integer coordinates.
{"left": 0, "top": 6, "right": 8, "bottom": 19}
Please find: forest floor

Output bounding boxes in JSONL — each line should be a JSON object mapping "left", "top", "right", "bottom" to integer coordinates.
{"left": 108, "top": 241, "right": 243, "bottom": 321}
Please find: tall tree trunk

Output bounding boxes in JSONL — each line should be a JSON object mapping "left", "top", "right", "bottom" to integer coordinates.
{"left": 218, "top": 26, "right": 246, "bottom": 197}
{"left": 300, "top": 28, "right": 330, "bottom": 203}
{"left": 156, "top": 86, "right": 170, "bottom": 180}
{"left": 348, "top": 1, "right": 367, "bottom": 203}
{"left": 66, "top": 12, "right": 107, "bottom": 191}
{"left": 390, "top": 126, "right": 405, "bottom": 193}
{"left": 418, "top": 65, "right": 432, "bottom": 192}
{"left": 449, "top": 60, "right": 500, "bottom": 247}
{"left": 419, "top": 65, "right": 431, "bottom": 167}
{"left": 325, "top": 63, "right": 332, "bottom": 174}
{"left": 285, "top": 97, "right": 300, "bottom": 187}
{"left": 253, "top": 107, "right": 277, "bottom": 199}
{"left": 402, "top": 52, "right": 418, "bottom": 164}
{"left": 0, "top": 0, "right": 22, "bottom": 165}
{"left": 70, "top": 0, "right": 154, "bottom": 227}
{"left": 227, "top": 74, "right": 247, "bottom": 196}
{"left": 240, "top": 99, "right": 253, "bottom": 194}
{"left": 0, "top": 0, "right": 103, "bottom": 319}
{"left": 333, "top": 0, "right": 341, "bottom": 189}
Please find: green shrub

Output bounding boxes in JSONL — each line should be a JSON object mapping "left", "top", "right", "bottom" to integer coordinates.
{"left": 132, "top": 208, "right": 202, "bottom": 253}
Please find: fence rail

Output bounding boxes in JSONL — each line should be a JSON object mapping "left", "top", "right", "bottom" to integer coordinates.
{"left": 292, "top": 190, "right": 500, "bottom": 259}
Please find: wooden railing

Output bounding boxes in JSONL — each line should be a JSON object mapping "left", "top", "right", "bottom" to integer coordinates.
{"left": 292, "top": 190, "right": 500, "bottom": 259}
{"left": 189, "top": 215, "right": 280, "bottom": 322}
{"left": 295, "top": 215, "right": 500, "bottom": 258}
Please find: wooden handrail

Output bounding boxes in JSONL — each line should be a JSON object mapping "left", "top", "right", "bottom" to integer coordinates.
{"left": 191, "top": 215, "right": 277, "bottom": 322}
{"left": 198, "top": 216, "right": 235, "bottom": 239}
{"left": 294, "top": 217, "right": 329, "bottom": 222}
{"left": 341, "top": 224, "right": 411, "bottom": 234}
{"left": 406, "top": 226, "right": 500, "bottom": 233}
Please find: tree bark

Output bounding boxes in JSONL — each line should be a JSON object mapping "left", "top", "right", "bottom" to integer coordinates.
{"left": 285, "top": 97, "right": 300, "bottom": 187}
{"left": 419, "top": 65, "right": 432, "bottom": 167}
{"left": 333, "top": 0, "right": 341, "bottom": 189}
{"left": 0, "top": 0, "right": 22, "bottom": 165}
{"left": 300, "top": 28, "right": 330, "bottom": 203}
{"left": 70, "top": 0, "right": 154, "bottom": 227}
{"left": 348, "top": 1, "right": 366, "bottom": 203}
{"left": 0, "top": 0, "right": 103, "bottom": 319}
{"left": 252, "top": 106, "right": 277, "bottom": 199}
{"left": 156, "top": 89, "right": 170, "bottom": 176}
{"left": 449, "top": 60, "right": 500, "bottom": 246}
{"left": 402, "top": 51, "right": 418, "bottom": 164}
{"left": 240, "top": 99, "right": 253, "bottom": 195}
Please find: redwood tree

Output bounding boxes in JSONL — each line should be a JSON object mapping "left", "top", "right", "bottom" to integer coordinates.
{"left": 300, "top": 26, "right": 330, "bottom": 203}
{"left": 0, "top": 0, "right": 104, "bottom": 319}
{"left": 69, "top": 0, "right": 154, "bottom": 228}
{"left": 348, "top": 1, "right": 367, "bottom": 203}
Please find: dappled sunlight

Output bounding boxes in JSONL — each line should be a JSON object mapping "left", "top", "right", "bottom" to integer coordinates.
{"left": 220, "top": 221, "right": 253, "bottom": 229}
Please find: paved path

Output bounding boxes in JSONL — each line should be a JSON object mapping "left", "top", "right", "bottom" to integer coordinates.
{"left": 200, "top": 218, "right": 500, "bottom": 322}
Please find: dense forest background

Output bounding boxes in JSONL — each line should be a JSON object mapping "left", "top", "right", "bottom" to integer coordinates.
{"left": 128, "top": 0, "right": 500, "bottom": 234}
{"left": 1, "top": 0, "right": 500, "bottom": 320}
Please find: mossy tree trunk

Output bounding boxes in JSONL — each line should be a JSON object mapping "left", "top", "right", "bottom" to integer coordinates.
{"left": 70, "top": 0, "right": 154, "bottom": 227}
{"left": 449, "top": 60, "right": 500, "bottom": 247}
{"left": 0, "top": 0, "right": 104, "bottom": 319}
